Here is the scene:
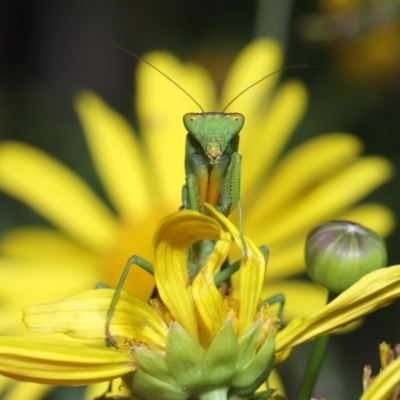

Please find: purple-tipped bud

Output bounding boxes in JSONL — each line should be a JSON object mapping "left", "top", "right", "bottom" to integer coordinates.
{"left": 305, "top": 221, "right": 387, "bottom": 293}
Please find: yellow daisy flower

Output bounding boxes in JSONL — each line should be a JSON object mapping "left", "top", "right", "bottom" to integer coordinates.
{"left": 0, "top": 38, "right": 394, "bottom": 397}
{"left": 0, "top": 208, "right": 399, "bottom": 400}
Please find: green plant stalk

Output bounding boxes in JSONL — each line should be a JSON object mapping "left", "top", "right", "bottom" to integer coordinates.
{"left": 297, "top": 291, "right": 337, "bottom": 400}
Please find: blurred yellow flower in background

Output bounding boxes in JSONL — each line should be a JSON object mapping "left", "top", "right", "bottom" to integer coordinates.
{"left": 300, "top": 0, "right": 400, "bottom": 87}
{"left": 0, "top": 38, "right": 394, "bottom": 398}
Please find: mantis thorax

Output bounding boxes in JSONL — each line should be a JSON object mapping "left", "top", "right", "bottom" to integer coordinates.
{"left": 183, "top": 112, "right": 245, "bottom": 164}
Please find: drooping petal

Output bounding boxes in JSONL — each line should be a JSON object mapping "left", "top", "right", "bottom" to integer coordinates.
{"left": 275, "top": 265, "right": 400, "bottom": 352}
{"left": 360, "top": 357, "right": 400, "bottom": 400}
{"left": 153, "top": 210, "right": 229, "bottom": 340}
{"left": 192, "top": 240, "right": 230, "bottom": 343}
{"left": 23, "top": 289, "right": 167, "bottom": 348}
{"left": 241, "top": 80, "right": 308, "bottom": 196}
{"left": 74, "top": 91, "right": 153, "bottom": 219}
{"left": 0, "top": 338, "right": 132, "bottom": 385}
{"left": 0, "top": 142, "right": 118, "bottom": 252}
{"left": 136, "top": 52, "right": 216, "bottom": 205}
{"left": 206, "top": 205, "right": 266, "bottom": 336}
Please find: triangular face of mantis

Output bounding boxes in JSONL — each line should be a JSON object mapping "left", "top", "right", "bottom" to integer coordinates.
{"left": 183, "top": 112, "right": 244, "bottom": 216}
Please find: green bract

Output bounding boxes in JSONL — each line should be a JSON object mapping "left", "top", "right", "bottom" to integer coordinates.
{"left": 123, "top": 320, "right": 275, "bottom": 400}
{"left": 305, "top": 220, "right": 387, "bottom": 293}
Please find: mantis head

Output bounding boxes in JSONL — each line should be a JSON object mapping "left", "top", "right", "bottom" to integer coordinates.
{"left": 183, "top": 112, "right": 245, "bottom": 163}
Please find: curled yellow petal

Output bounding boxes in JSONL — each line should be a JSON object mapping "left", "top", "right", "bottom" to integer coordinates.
{"left": 23, "top": 289, "right": 167, "bottom": 348}
{"left": 0, "top": 338, "right": 132, "bottom": 385}
{"left": 206, "top": 205, "right": 266, "bottom": 335}
{"left": 192, "top": 240, "right": 230, "bottom": 343}
{"left": 153, "top": 210, "right": 229, "bottom": 340}
{"left": 276, "top": 266, "right": 400, "bottom": 352}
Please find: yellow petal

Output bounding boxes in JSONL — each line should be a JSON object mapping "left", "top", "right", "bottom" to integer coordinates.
{"left": 153, "top": 210, "right": 229, "bottom": 339}
{"left": 255, "top": 202, "right": 395, "bottom": 281}
{"left": 360, "top": 357, "right": 400, "bottom": 400}
{"left": 0, "top": 337, "right": 132, "bottom": 385}
{"left": 0, "top": 142, "right": 117, "bottom": 252}
{"left": 23, "top": 289, "right": 167, "bottom": 348}
{"left": 0, "top": 227, "right": 97, "bottom": 266}
{"left": 276, "top": 266, "right": 400, "bottom": 352}
{"left": 192, "top": 240, "right": 230, "bottom": 342}
{"left": 245, "top": 133, "right": 363, "bottom": 225}
{"left": 136, "top": 52, "right": 215, "bottom": 205}
{"left": 241, "top": 80, "right": 308, "bottom": 196}
{"left": 0, "top": 376, "right": 10, "bottom": 393}
{"left": 340, "top": 203, "right": 395, "bottom": 238}
{"left": 2, "top": 381, "right": 51, "bottom": 400}
{"left": 274, "top": 317, "right": 304, "bottom": 365}
{"left": 220, "top": 38, "right": 282, "bottom": 117}
{"left": 85, "top": 379, "right": 131, "bottom": 400}
{"left": 74, "top": 91, "right": 152, "bottom": 219}
{"left": 0, "top": 258, "right": 98, "bottom": 306}
{"left": 257, "top": 156, "right": 393, "bottom": 247}
{"left": 262, "top": 281, "right": 327, "bottom": 322}
{"left": 206, "top": 205, "right": 266, "bottom": 335}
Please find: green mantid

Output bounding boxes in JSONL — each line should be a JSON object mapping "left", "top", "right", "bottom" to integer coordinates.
{"left": 104, "top": 44, "right": 305, "bottom": 349}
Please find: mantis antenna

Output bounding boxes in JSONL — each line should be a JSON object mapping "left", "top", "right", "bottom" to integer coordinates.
{"left": 110, "top": 41, "right": 205, "bottom": 113}
{"left": 221, "top": 64, "right": 316, "bottom": 112}
{"left": 111, "top": 41, "right": 316, "bottom": 114}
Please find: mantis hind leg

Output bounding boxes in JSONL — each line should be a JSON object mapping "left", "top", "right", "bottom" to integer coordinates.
{"left": 105, "top": 255, "right": 153, "bottom": 348}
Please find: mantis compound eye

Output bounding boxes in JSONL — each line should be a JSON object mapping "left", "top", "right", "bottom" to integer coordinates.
{"left": 225, "top": 113, "right": 245, "bottom": 136}
{"left": 183, "top": 113, "right": 203, "bottom": 135}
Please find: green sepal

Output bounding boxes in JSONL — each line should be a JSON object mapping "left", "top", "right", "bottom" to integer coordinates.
{"left": 123, "top": 369, "right": 186, "bottom": 400}
{"left": 166, "top": 321, "right": 206, "bottom": 388}
{"left": 231, "top": 324, "right": 275, "bottom": 396}
{"left": 203, "top": 319, "right": 238, "bottom": 385}
{"left": 130, "top": 346, "right": 175, "bottom": 385}
{"left": 236, "top": 320, "right": 263, "bottom": 366}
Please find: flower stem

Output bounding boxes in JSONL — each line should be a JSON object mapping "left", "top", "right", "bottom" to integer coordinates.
{"left": 253, "top": 0, "right": 293, "bottom": 50}
{"left": 297, "top": 291, "right": 337, "bottom": 400}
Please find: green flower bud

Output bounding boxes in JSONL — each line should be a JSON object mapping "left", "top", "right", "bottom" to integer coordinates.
{"left": 122, "top": 320, "right": 275, "bottom": 400}
{"left": 305, "top": 220, "right": 387, "bottom": 293}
